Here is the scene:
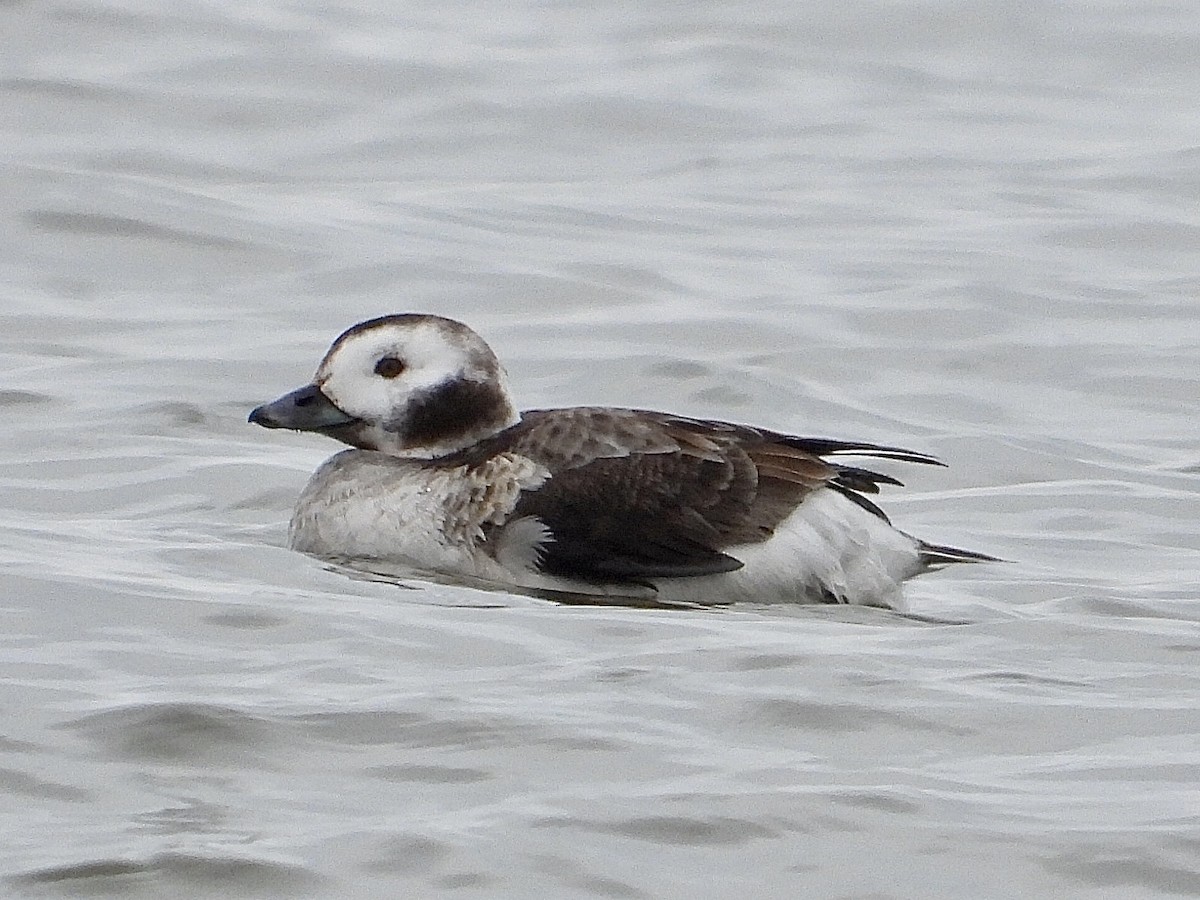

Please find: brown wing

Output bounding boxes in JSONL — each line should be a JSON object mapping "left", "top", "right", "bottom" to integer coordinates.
{"left": 449, "top": 408, "right": 940, "bottom": 582}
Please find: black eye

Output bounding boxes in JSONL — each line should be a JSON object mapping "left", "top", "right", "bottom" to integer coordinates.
{"left": 374, "top": 356, "right": 406, "bottom": 378}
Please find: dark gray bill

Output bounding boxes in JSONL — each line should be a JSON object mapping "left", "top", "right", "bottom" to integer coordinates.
{"left": 248, "top": 384, "right": 358, "bottom": 431}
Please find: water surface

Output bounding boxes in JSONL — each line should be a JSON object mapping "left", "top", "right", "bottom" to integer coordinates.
{"left": 3, "top": 1, "right": 1199, "bottom": 897}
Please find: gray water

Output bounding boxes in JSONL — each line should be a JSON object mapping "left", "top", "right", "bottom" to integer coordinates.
{"left": 4, "top": 1, "right": 1200, "bottom": 897}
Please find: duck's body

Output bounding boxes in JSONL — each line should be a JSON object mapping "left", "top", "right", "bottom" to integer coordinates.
{"left": 251, "top": 315, "right": 994, "bottom": 607}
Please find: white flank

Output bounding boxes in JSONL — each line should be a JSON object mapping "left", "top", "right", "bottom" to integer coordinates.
{"left": 651, "top": 489, "right": 921, "bottom": 608}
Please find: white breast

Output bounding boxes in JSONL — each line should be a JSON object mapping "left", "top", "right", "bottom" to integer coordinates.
{"left": 290, "top": 451, "right": 460, "bottom": 570}
{"left": 288, "top": 449, "right": 551, "bottom": 583}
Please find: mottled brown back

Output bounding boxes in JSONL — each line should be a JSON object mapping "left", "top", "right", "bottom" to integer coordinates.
{"left": 443, "top": 408, "right": 939, "bottom": 582}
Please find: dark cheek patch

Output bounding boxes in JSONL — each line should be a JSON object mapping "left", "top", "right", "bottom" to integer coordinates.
{"left": 398, "top": 379, "right": 510, "bottom": 447}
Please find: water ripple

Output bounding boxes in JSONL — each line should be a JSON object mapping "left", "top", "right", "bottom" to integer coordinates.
{"left": 8, "top": 853, "right": 327, "bottom": 897}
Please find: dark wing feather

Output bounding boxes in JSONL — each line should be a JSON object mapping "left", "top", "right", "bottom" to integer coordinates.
{"left": 449, "top": 408, "right": 940, "bottom": 582}
{"left": 494, "top": 410, "right": 761, "bottom": 579}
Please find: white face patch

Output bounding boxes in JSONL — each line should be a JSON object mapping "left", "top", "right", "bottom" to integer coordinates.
{"left": 311, "top": 315, "right": 519, "bottom": 457}
{"left": 316, "top": 319, "right": 488, "bottom": 417}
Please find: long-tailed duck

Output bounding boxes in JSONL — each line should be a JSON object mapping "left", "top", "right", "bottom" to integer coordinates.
{"left": 249, "top": 314, "right": 995, "bottom": 607}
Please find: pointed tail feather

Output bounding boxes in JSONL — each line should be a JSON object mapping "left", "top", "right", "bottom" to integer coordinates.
{"left": 784, "top": 437, "right": 946, "bottom": 467}
{"left": 918, "top": 540, "right": 1004, "bottom": 568}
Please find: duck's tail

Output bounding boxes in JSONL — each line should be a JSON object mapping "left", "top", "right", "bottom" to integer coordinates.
{"left": 917, "top": 540, "right": 1004, "bottom": 569}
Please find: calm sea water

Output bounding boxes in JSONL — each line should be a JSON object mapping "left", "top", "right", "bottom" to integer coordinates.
{"left": 3, "top": 1, "right": 1199, "bottom": 897}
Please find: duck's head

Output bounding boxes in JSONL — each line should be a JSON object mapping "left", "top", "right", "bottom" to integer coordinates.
{"left": 249, "top": 314, "right": 519, "bottom": 458}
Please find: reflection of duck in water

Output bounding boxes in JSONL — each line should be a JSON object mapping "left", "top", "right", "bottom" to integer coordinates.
{"left": 251, "top": 314, "right": 996, "bottom": 608}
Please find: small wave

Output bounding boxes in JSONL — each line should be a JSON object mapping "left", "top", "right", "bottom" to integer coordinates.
{"left": 62, "top": 702, "right": 284, "bottom": 766}
{"left": 8, "top": 852, "right": 327, "bottom": 897}
{"left": 534, "top": 812, "right": 777, "bottom": 846}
